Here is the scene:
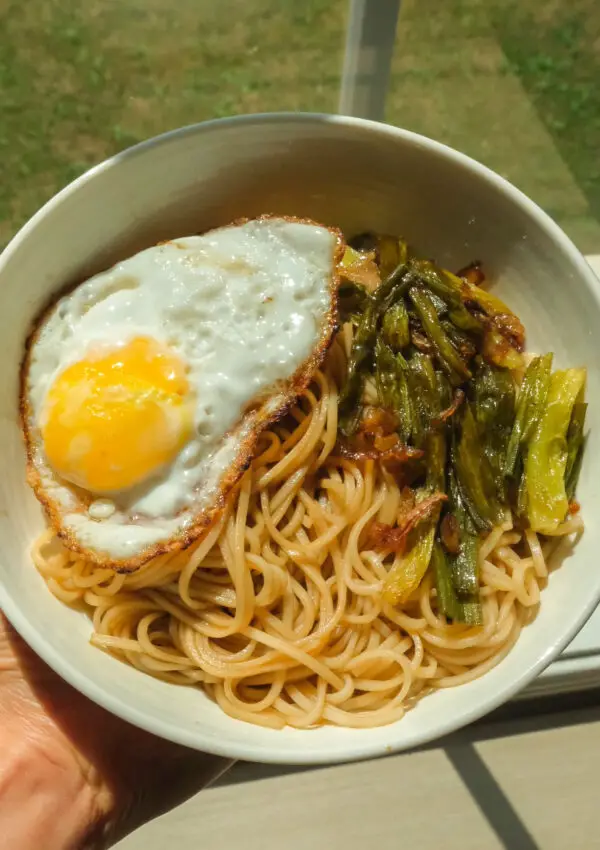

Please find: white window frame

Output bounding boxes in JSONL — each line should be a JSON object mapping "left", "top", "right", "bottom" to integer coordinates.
{"left": 338, "top": 0, "right": 402, "bottom": 121}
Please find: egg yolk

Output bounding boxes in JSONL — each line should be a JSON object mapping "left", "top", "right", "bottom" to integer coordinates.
{"left": 42, "top": 337, "right": 193, "bottom": 494}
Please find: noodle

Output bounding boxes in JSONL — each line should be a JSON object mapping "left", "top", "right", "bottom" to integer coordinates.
{"left": 32, "top": 336, "right": 583, "bottom": 729}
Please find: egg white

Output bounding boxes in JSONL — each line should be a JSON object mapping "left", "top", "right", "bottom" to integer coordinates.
{"left": 22, "top": 217, "right": 342, "bottom": 567}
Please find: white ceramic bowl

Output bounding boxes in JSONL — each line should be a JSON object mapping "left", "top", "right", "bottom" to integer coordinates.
{"left": 1, "top": 114, "right": 599, "bottom": 765}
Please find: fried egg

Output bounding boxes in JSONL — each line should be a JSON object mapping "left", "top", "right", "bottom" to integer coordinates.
{"left": 21, "top": 216, "right": 343, "bottom": 570}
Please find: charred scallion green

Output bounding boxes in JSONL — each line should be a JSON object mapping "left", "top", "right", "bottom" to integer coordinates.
{"left": 565, "top": 402, "right": 587, "bottom": 501}
{"left": 445, "top": 468, "right": 480, "bottom": 599}
{"left": 374, "top": 338, "right": 412, "bottom": 443}
{"left": 409, "top": 286, "right": 472, "bottom": 385}
{"left": 338, "top": 262, "right": 412, "bottom": 435}
{"left": 472, "top": 362, "right": 515, "bottom": 500}
{"left": 338, "top": 281, "right": 370, "bottom": 324}
{"left": 406, "top": 351, "right": 440, "bottom": 445}
{"left": 382, "top": 300, "right": 411, "bottom": 351}
{"left": 410, "top": 258, "right": 483, "bottom": 334}
{"left": 453, "top": 402, "right": 504, "bottom": 530}
{"left": 403, "top": 355, "right": 456, "bottom": 486}
{"left": 504, "top": 353, "right": 553, "bottom": 478}
{"left": 432, "top": 542, "right": 482, "bottom": 625}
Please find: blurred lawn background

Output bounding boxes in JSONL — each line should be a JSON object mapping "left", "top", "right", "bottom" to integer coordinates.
{"left": 2, "top": 0, "right": 599, "bottom": 251}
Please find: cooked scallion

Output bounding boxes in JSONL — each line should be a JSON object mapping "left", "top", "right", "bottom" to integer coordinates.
{"left": 336, "top": 235, "right": 587, "bottom": 615}
{"left": 526, "top": 368, "right": 587, "bottom": 533}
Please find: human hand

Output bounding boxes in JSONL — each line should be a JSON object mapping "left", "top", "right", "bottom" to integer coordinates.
{"left": 0, "top": 612, "right": 231, "bottom": 849}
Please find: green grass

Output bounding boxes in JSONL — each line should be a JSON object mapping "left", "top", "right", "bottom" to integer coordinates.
{"left": 1, "top": 0, "right": 600, "bottom": 252}
{"left": 492, "top": 0, "right": 600, "bottom": 221}
{"left": 0, "top": 0, "right": 346, "bottom": 245}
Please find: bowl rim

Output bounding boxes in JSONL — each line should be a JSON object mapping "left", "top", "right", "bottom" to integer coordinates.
{"left": 2, "top": 111, "right": 600, "bottom": 765}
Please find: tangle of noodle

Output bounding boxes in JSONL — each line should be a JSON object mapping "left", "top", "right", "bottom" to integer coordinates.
{"left": 32, "top": 335, "right": 584, "bottom": 730}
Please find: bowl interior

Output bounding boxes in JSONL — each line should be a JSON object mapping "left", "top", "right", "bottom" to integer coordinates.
{"left": 1, "top": 114, "right": 599, "bottom": 764}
